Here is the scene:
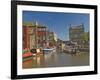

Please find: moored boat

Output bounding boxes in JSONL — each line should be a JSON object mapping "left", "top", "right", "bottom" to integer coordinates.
{"left": 43, "top": 47, "right": 56, "bottom": 54}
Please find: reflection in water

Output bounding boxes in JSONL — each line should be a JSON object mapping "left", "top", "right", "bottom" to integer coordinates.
{"left": 23, "top": 52, "right": 89, "bottom": 69}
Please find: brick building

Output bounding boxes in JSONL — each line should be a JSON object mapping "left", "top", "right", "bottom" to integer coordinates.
{"left": 37, "top": 26, "right": 47, "bottom": 48}
{"left": 23, "top": 22, "right": 36, "bottom": 49}
{"left": 23, "top": 22, "right": 48, "bottom": 49}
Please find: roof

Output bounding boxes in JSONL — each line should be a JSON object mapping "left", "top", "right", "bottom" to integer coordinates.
{"left": 23, "top": 22, "right": 36, "bottom": 26}
{"left": 70, "top": 24, "right": 84, "bottom": 29}
{"left": 23, "top": 22, "right": 47, "bottom": 28}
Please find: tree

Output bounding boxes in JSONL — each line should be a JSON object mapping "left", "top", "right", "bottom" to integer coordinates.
{"left": 83, "top": 32, "right": 89, "bottom": 44}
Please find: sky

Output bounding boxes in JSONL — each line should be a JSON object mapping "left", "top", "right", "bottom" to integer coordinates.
{"left": 23, "top": 11, "right": 89, "bottom": 41}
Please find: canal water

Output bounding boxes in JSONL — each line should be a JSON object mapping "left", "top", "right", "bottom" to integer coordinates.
{"left": 23, "top": 52, "right": 89, "bottom": 69}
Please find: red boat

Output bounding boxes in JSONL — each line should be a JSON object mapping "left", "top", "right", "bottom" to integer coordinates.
{"left": 23, "top": 52, "right": 33, "bottom": 58}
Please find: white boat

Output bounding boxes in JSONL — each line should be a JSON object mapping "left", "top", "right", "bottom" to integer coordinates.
{"left": 43, "top": 47, "right": 56, "bottom": 54}
{"left": 43, "top": 48, "right": 54, "bottom": 51}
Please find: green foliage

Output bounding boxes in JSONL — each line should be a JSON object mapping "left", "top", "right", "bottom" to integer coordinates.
{"left": 22, "top": 49, "right": 30, "bottom": 54}
{"left": 83, "top": 32, "right": 89, "bottom": 42}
